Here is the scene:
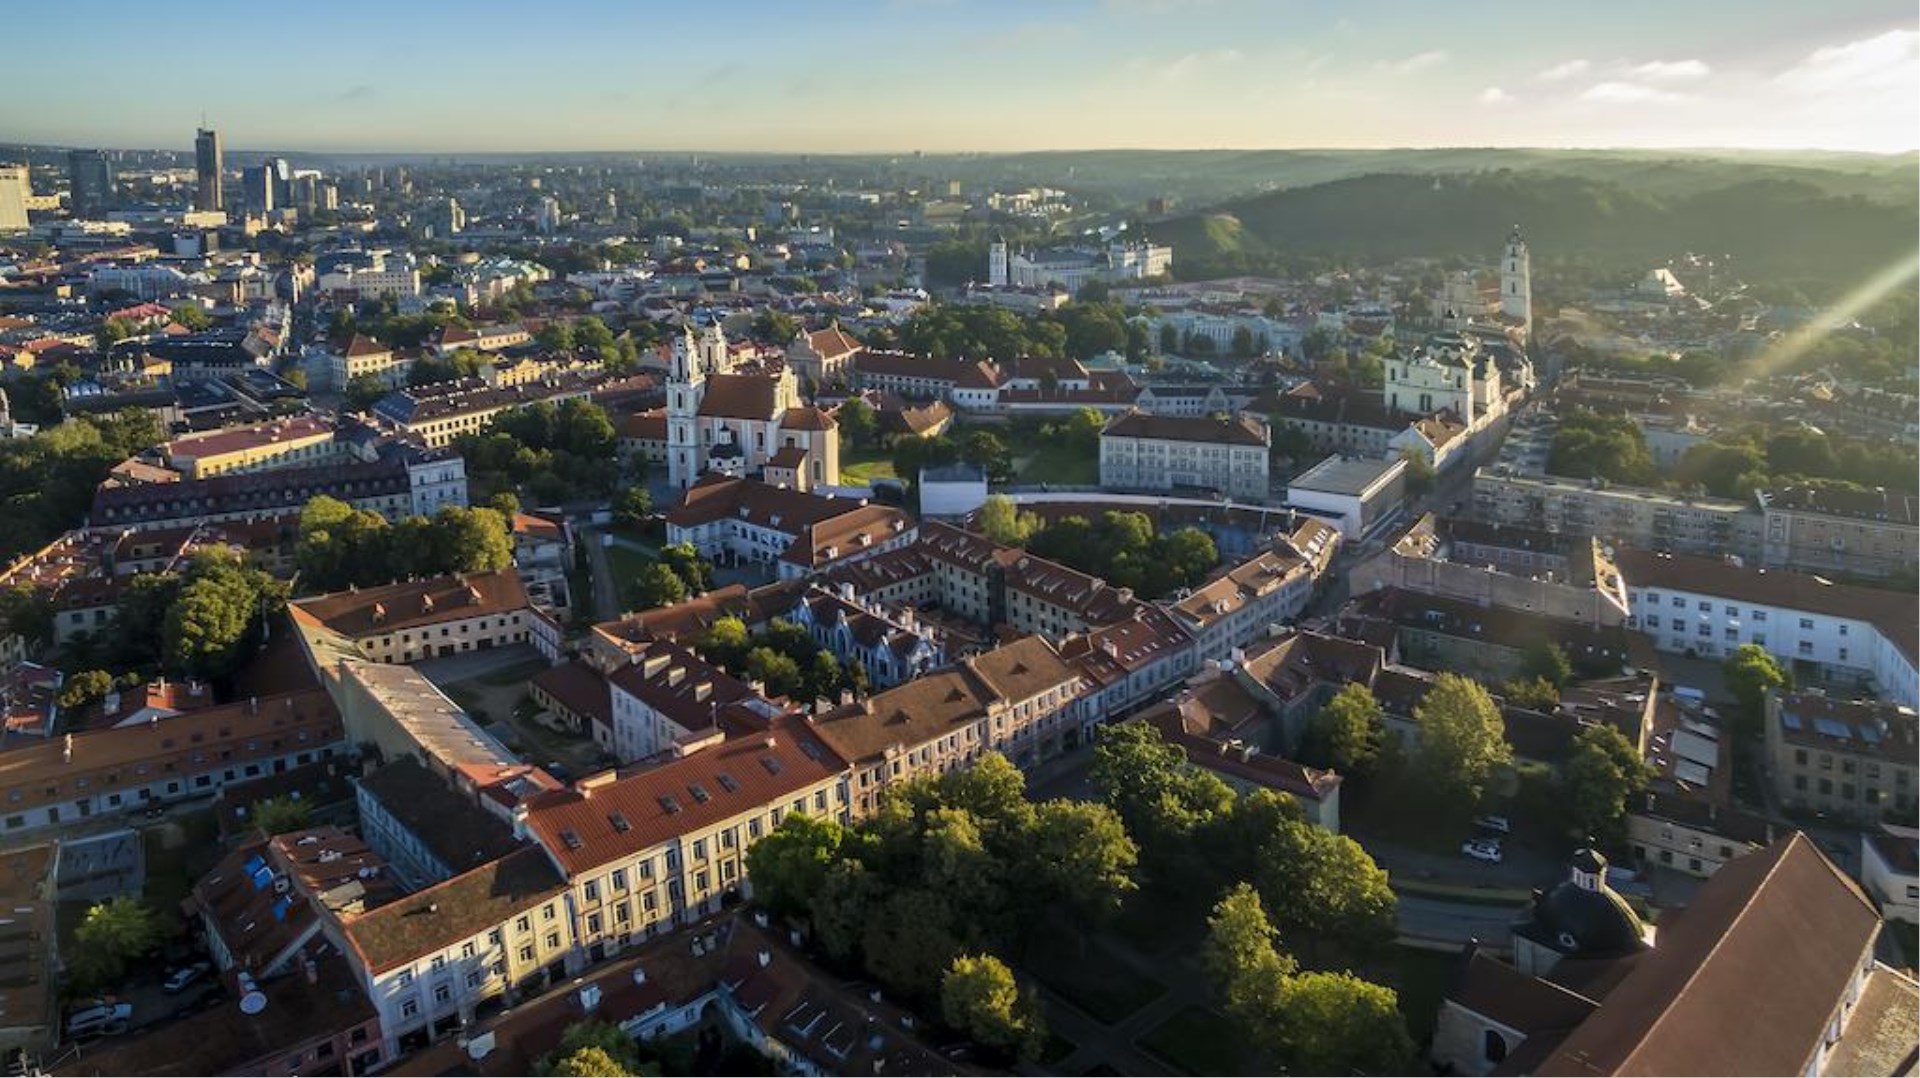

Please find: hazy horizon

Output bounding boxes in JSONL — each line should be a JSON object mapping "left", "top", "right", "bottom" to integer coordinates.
{"left": 4, "top": 0, "right": 1914, "bottom": 155}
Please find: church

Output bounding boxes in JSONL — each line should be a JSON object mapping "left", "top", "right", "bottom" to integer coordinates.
{"left": 664, "top": 323, "right": 841, "bottom": 492}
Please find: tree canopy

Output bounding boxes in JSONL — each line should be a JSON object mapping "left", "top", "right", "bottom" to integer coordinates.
{"left": 1410, "top": 673, "right": 1513, "bottom": 814}
{"left": 296, "top": 498, "right": 513, "bottom": 591}
{"left": 940, "top": 953, "right": 1047, "bottom": 1061}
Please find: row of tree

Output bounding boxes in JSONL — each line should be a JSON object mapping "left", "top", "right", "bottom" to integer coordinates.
{"left": 453, "top": 398, "right": 624, "bottom": 505}
{"left": 295, "top": 497, "right": 514, "bottom": 592}
{"left": 1673, "top": 425, "right": 1918, "bottom": 501}
{"left": 0, "top": 409, "right": 163, "bottom": 564}
{"left": 1547, "top": 408, "right": 1660, "bottom": 486}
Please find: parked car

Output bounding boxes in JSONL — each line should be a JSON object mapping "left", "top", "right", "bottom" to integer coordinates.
{"left": 1461, "top": 838, "right": 1504, "bottom": 864}
{"left": 1473, "top": 814, "right": 1512, "bottom": 835}
{"left": 65, "top": 1003, "right": 132, "bottom": 1040}
{"left": 162, "top": 962, "right": 211, "bottom": 994}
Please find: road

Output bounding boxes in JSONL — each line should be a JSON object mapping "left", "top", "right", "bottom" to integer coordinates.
{"left": 1396, "top": 893, "right": 1526, "bottom": 948}
{"left": 579, "top": 527, "right": 624, "bottom": 622}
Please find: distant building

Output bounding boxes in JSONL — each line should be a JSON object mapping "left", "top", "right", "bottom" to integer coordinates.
{"left": 241, "top": 163, "right": 276, "bottom": 214}
{"left": 0, "top": 165, "right": 27, "bottom": 231}
{"left": 194, "top": 126, "right": 223, "bottom": 212}
{"left": 1758, "top": 483, "right": 1917, "bottom": 581}
{"left": 67, "top": 149, "right": 114, "bottom": 219}
{"left": 1001, "top": 239, "right": 1171, "bottom": 291}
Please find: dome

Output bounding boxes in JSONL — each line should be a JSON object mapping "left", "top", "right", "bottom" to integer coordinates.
{"left": 1516, "top": 848, "right": 1648, "bottom": 959}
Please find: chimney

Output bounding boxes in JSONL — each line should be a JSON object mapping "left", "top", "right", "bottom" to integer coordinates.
{"left": 757, "top": 950, "right": 771, "bottom": 968}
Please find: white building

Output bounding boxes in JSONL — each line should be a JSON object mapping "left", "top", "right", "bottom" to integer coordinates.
{"left": 1501, "top": 225, "right": 1532, "bottom": 336}
{"left": 1863, "top": 826, "right": 1918, "bottom": 925}
{"left": 1617, "top": 548, "right": 1919, "bottom": 707}
{"left": 1100, "top": 411, "right": 1271, "bottom": 502}
{"left": 1286, "top": 455, "right": 1409, "bottom": 539}
{"left": 1003, "top": 240, "right": 1172, "bottom": 291}
{"left": 0, "top": 166, "right": 28, "bottom": 232}
{"left": 663, "top": 323, "right": 840, "bottom": 492}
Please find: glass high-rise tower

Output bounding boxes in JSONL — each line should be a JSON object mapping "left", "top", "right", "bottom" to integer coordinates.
{"left": 194, "top": 126, "right": 223, "bottom": 211}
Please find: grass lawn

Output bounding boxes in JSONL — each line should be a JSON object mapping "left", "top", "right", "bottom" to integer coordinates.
{"left": 1016, "top": 449, "right": 1099, "bottom": 486}
{"left": 1138, "top": 1006, "right": 1252, "bottom": 1076}
{"left": 1389, "top": 945, "right": 1460, "bottom": 1048}
{"left": 840, "top": 447, "right": 898, "bottom": 483}
{"left": 1024, "top": 932, "right": 1166, "bottom": 1024}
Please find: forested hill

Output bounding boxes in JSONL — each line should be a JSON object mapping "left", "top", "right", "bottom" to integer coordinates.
{"left": 1144, "top": 171, "right": 1918, "bottom": 286}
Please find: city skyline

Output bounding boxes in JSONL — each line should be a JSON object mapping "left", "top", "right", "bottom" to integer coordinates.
{"left": 3, "top": 0, "right": 1914, "bottom": 155}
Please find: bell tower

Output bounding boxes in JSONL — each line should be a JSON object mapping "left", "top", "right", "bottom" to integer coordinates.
{"left": 1501, "top": 224, "right": 1532, "bottom": 338}
{"left": 666, "top": 324, "right": 706, "bottom": 489}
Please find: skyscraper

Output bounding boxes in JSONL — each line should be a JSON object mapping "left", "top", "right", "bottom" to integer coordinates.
{"left": 68, "top": 149, "right": 114, "bottom": 219}
{"left": 194, "top": 126, "right": 223, "bottom": 212}
{"left": 0, "top": 166, "right": 29, "bottom": 232}
{"left": 242, "top": 164, "right": 276, "bottom": 213}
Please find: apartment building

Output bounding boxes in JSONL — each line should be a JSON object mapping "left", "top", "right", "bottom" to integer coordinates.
{"left": 162, "top": 415, "right": 341, "bottom": 479}
{"left": 520, "top": 715, "right": 851, "bottom": 967}
{"left": 325, "top": 334, "right": 411, "bottom": 389}
{"left": 1100, "top": 410, "right": 1271, "bottom": 503}
{"left": 1352, "top": 515, "right": 1631, "bottom": 628}
{"left": 290, "top": 570, "right": 559, "bottom": 666}
{"left": 0, "top": 689, "right": 343, "bottom": 837}
{"left": 1765, "top": 691, "right": 1917, "bottom": 823}
{"left": 1167, "top": 519, "right": 1339, "bottom": 660}
{"left": 601, "top": 640, "right": 775, "bottom": 763}
{"left": 90, "top": 449, "right": 469, "bottom": 531}
{"left": 371, "top": 373, "right": 601, "bottom": 449}
{"left": 1759, "top": 483, "right": 1917, "bottom": 580}
{"left": 432, "top": 322, "right": 531, "bottom": 356}
{"left": 354, "top": 756, "right": 524, "bottom": 891}
{"left": 1617, "top": 548, "right": 1918, "bottom": 707}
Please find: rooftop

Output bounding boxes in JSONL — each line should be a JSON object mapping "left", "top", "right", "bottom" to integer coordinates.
{"left": 290, "top": 570, "right": 530, "bottom": 639}
{"left": 1289, "top": 454, "right": 1407, "bottom": 498}
{"left": 1103, "top": 409, "right": 1269, "bottom": 447}
{"left": 343, "top": 846, "right": 566, "bottom": 974}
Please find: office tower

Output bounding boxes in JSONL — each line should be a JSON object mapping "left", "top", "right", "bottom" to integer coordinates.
{"left": 67, "top": 149, "right": 114, "bottom": 218}
{"left": 195, "top": 126, "right": 223, "bottom": 211}
{"left": 0, "top": 166, "right": 29, "bottom": 231}
{"left": 242, "top": 164, "right": 275, "bottom": 213}
{"left": 268, "top": 157, "right": 292, "bottom": 208}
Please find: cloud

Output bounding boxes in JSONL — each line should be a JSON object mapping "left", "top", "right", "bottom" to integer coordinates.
{"left": 1379, "top": 50, "right": 1449, "bottom": 75}
{"left": 962, "top": 21, "right": 1081, "bottom": 52}
{"left": 337, "top": 84, "right": 376, "bottom": 101}
{"left": 1478, "top": 86, "right": 1513, "bottom": 105}
{"left": 1579, "top": 81, "right": 1687, "bottom": 104}
{"left": 1145, "top": 48, "right": 1245, "bottom": 82}
{"left": 1536, "top": 59, "right": 1590, "bottom": 81}
{"left": 1774, "top": 28, "right": 1918, "bottom": 94}
{"left": 1630, "top": 59, "right": 1711, "bottom": 82}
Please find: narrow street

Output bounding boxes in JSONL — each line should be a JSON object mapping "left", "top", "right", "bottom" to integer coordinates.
{"left": 579, "top": 527, "right": 623, "bottom": 623}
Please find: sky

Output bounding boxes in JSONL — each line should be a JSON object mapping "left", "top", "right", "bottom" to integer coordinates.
{"left": 3, "top": 0, "right": 1915, "bottom": 154}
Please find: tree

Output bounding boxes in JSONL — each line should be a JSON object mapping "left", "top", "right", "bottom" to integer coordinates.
{"left": 1017, "top": 800, "right": 1138, "bottom": 921}
{"left": 1519, "top": 639, "right": 1574, "bottom": 688}
{"left": 538, "top": 1021, "right": 650, "bottom": 1077}
{"left": 429, "top": 505, "right": 514, "bottom": 574}
{"left": 486, "top": 491, "right": 521, "bottom": 518}
{"left": 1203, "top": 883, "right": 1295, "bottom": 1030}
{"left": 95, "top": 316, "right": 140, "bottom": 350}
{"left": 1275, "top": 971, "right": 1414, "bottom": 1076}
{"left": 163, "top": 552, "right": 284, "bottom": 680}
{"left": 1307, "top": 682, "right": 1385, "bottom": 775}
{"left": 1157, "top": 323, "right": 1177, "bottom": 354}
{"left": 1723, "top": 643, "right": 1790, "bottom": 725}
{"left": 1502, "top": 676, "right": 1561, "bottom": 712}
{"left": 699, "top": 616, "right": 751, "bottom": 669}
{"left": 743, "top": 647, "right": 804, "bottom": 699}
{"left": 745, "top": 813, "right": 850, "bottom": 918}
{"left": 1410, "top": 674, "right": 1512, "bottom": 813}
{"left": 658, "top": 543, "right": 711, "bottom": 594}
{"left": 1250, "top": 807, "right": 1397, "bottom": 960}
{"left": 812, "top": 858, "right": 881, "bottom": 963}
{"left": 1090, "top": 723, "right": 1235, "bottom": 893}
{"left": 630, "top": 563, "right": 687, "bottom": 609}
{"left": 1564, "top": 723, "right": 1652, "bottom": 846}
{"left": 68, "top": 896, "right": 163, "bottom": 993}
{"left": 171, "top": 304, "right": 212, "bottom": 331}
{"left": 1230, "top": 325, "right": 1254, "bottom": 358}
{"left": 249, "top": 795, "right": 312, "bottom": 835}
{"left": 836, "top": 397, "right": 877, "bottom": 450}
{"left": 537, "top": 322, "right": 577, "bottom": 353}
{"left": 959, "top": 430, "right": 1012, "bottom": 484}
{"left": 57, "top": 669, "right": 114, "bottom": 711}
{"left": 940, "top": 954, "right": 1045, "bottom": 1061}
{"left": 975, "top": 494, "right": 1033, "bottom": 546}
{"left": 613, "top": 487, "right": 652, "bottom": 527}
{"left": 862, "top": 888, "right": 960, "bottom": 998}
{"left": 751, "top": 310, "right": 799, "bottom": 344}
{"left": 342, "top": 373, "right": 392, "bottom": 412}
{"left": 545, "top": 1048, "right": 633, "bottom": 1078}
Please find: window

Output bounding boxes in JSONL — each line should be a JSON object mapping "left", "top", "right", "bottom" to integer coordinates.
{"left": 518, "top": 945, "right": 535, "bottom": 963}
{"left": 397, "top": 971, "right": 413, "bottom": 988}
{"left": 545, "top": 932, "right": 560, "bottom": 950}
{"left": 461, "top": 941, "right": 476, "bottom": 959}
{"left": 611, "top": 869, "right": 627, "bottom": 892}
{"left": 1799, "top": 618, "right": 1815, "bottom": 630}
{"left": 515, "top": 916, "right": 530, "bottom": 933}
{"left": 400, "top": 1000, "right": 419, "bottom": 1019}
{"left": 584, "top": 880, "right": 600, "bottom": 903}
{"left": 433, "top": 984, "right": 451, "bottom": 1005}
{"left": 1697, "top": 600, "right": 1711, "bottom": 612}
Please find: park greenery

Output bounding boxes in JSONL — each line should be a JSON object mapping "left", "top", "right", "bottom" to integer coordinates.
{"left": 697, "top": 616, "right": 870, "bottom": 705}
{"left": 1407, "top": 674, "right": 1514, "bottom": 817}
{"left": 453, "top": 398, "right": 623, "bottom": 504}
{"left": 1724, "top": 643, "right": 1792, "bottom": 731}
{"left": 1563, "top": 723, "right": 1654, "bottom": 847}
{"left": 1302, "top": 682, "right": 1386, "bottom": 777}
{"left": 296, "top": 497, "right": 514, "bottom": 592}
{"left": 974, "top": 497, "right": 1220, "bottom": 599}
{"left": 1547, "top": 408, "right": 1659, "bottom": 486}
{"left": 60, "top": 550, "right": 286, "bottom": 684}
{"left": 0, "top": 409, "right": 163, "bottom": 563}
{"left": 866, "top": 300, "right": 1148, "bottom": 363}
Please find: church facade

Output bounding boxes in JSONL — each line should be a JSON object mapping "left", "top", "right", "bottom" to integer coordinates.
{"left": 664, "top": 324, "right": 841, "bottom": 492}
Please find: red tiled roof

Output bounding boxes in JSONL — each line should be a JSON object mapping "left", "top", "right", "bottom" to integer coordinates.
{"left": 523, "top": 716, "right": 848, "bottom": 875}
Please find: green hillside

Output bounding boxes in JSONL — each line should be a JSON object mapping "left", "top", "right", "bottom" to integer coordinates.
{"left": 1142, "top": 171, "right": 1918, "bottom": 287}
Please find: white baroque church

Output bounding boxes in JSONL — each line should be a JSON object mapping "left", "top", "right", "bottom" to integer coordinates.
{"left": 665, "top": 323, "right": 841, "bottom": 491}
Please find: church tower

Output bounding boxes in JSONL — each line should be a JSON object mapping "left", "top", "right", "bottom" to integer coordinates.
{"left": 987, "top": 234, "right": 1008, "bottom": 288}
{"left": 697, "top": 322, "right": 729, "bottom": 376}
{"left": 666, "top": 323, "right": 706, "bottom": 489}
{"left": 1501, "top": 225, "right": 1532, "bottom": 338}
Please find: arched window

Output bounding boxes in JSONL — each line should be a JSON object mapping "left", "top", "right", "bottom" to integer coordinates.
{"left": 1485, "top": 1029, "right": 1509, "bottom": 1064}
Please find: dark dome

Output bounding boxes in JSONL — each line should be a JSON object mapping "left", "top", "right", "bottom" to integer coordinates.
{"left": 1533, "top": 879, "right": 1646, "bottom": 958}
